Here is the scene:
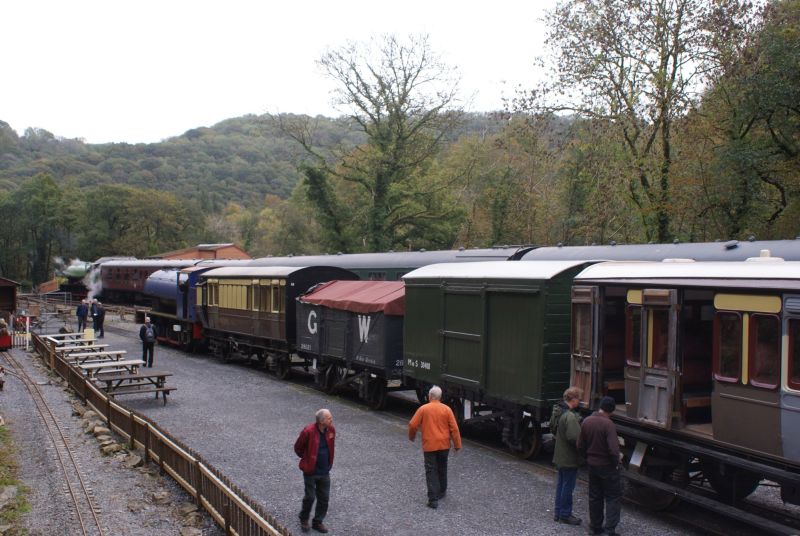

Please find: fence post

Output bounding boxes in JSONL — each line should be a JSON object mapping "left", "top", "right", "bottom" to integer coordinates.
{"left": 224, "top": 496, "right": 231, "bottom": 536}
{"left": 194, "top": 459, "right": 203, "bottom": 508}
{"left": 144, "top": 424, "right": 150, "bottom": 464}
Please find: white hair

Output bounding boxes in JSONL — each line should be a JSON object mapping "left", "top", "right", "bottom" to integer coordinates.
{"left": 428, "top": 385, "right": 442, "bottom": 401}
{"left": 316, "top": 408, "right": 331, "bottom": 422}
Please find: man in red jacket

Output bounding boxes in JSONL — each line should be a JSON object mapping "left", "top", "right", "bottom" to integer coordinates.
{"left": 294, "top": 409, "right": 335, "bottom": 533}
{"left": 408, "top": 385, "right": 462, "bottom": 509}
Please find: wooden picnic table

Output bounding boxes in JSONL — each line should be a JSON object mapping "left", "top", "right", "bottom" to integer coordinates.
{"left": 56, "top": 344, "right": 110, "bottom": 356}
{"left": 80, "top": 359, "right": 144, "bottom": 378}
{"left": 64, "top": 349, "right": 126, "bottom": 365}
{"left": 95, "top": 369, "right": 175, "bottom": 404}
{"left": 51, "top": 337, "right": 96, "bottom": 347}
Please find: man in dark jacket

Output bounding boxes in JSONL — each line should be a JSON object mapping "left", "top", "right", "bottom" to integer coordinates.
{"left": 550, "top": 386, "right": 583, "bottom": 525}
{"left": 138, "top": 317, "right": 156, "bottom": 367}
{"left": 578, "top": 396, "right": 623, "bottom": 536}
{"left": 95, "top": 302, "right": 106, "bottom": 338}
{"left": 294, "top": 409, "right": 336, "bottom": 534}
{"left": 76, "top": 300, "right": 88, "bottom": 332}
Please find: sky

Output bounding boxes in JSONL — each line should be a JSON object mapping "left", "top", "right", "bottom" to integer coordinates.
{"left": 1, "top": 1, "right": 552, "bottom": 144}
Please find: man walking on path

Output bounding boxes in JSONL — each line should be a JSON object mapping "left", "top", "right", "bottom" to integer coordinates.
{"left": 550, "top": 386, "right": 583, "bottom": 525}
{"left": 76, "top": 300, "right": 88, "bottom": 332}
{"left": 138, "top": 317, "right": 156, "bottom": 367}
{"left": 408, "top": 385, "right": 462, "bottom": 509}
{"left": 294, "top": 409, "right": 336, "bottom": 534}
{"left": 578, "top": 396, "right": 623, "bottom": 536}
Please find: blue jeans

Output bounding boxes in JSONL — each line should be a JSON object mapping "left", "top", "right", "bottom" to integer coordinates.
{"left": 554, "top": 467, "right": 578, "bottom": 518}
{"left": 300, "top": 474, "right": 330, "bottom": 523}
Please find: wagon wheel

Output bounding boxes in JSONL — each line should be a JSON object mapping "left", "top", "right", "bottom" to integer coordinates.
{"left": 321, "top": 365, "right": 347, "bottom": 393}
{"left": 702, "top": 461, "right": 761, "bottom": 504}
{"left": 626, "top": 456, "right": 687, "bottom": 511}
{"left": 512, "top": 417, "right": 542, "bottom": 460}
{"left": 275, "top": 357, "right": 291, "bottom": 380}
{"left": 365, "top": 378, "right": 388, "bottom": 410}
{"left": 446, "top": 396, "right": 465, "bottom": 426}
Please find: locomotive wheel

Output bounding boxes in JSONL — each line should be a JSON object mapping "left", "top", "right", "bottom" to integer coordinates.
{"left": 365, "top": 379, "right": 388, "bottom": 410}
{"left": 513, "top": 417, "right": 542, "bottom": 460}
{"left": 275, "top": 357, "right": 291, "bottom": 380}
{"left": 702, "top": 462, "right": 761, "bottom": 503}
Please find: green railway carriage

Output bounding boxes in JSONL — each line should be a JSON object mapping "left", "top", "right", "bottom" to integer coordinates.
{"left": 402, "top": 260, "right": 593, "bottom": 458}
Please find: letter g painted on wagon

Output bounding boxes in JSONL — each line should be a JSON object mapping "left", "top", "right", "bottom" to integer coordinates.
{"left": 308, "top": 310, "right": 318, "bottom": 334}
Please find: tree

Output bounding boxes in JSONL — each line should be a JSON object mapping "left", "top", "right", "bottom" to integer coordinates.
{"left": 281, "top": 34, "right": 464, "bottom": 251}
{"left": 519, "top": 0, "right": 754, "bottom": 242}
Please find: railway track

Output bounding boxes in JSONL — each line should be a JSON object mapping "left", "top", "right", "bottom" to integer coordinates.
{"left": 1, "top": 350, "right": 107, "bottom": 536}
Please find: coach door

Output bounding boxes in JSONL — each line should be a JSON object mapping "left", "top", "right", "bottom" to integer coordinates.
{"left": 783, "top": 296, "right": 800, "bottom": 461}
{"left": 571, "top": 286, "right": 598, "bottom": 407}
{"left": 637, "top": 289, "right": 679, "bottom": 428}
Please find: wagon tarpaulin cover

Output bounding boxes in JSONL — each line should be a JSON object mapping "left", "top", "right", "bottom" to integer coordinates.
{"left": 298, "top": 280, "right": 405, "bottom": 315}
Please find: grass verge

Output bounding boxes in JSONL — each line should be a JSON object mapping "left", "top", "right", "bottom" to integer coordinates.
{"left": 0, "top": 423, "right": 30, "bottom": 532}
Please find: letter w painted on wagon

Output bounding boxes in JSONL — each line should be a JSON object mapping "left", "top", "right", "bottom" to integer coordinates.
{"left": 357, "top": 315, "right": 371, "bottom": 343}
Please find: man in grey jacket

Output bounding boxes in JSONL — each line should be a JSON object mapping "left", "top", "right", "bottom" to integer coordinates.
{"left": 550, "top": 386, "right": 583, "bottom": 525}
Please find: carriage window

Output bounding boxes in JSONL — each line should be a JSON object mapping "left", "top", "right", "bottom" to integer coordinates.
{"left": 650, "top": 309, "right": 669, "bottom": 369}
{"left": 749, "top": 314, "right": 780, "bottom": 389}
{"left": 246, "top": 286, "right": 253, "bottom": 310}
{"left": 260, "top": 286, "right": 271, "bottom": 312}
{"left": 625, "top": 305, "right": 641, "bottom": 366}
{"left": 789, "top": 319, "right": 800, "bottom": 391}
{"left": 572, "top": 303, "right": 592, "bottom": 355}
{"left": 714, "top": 312, "right": 741, "bottom": 382}
{"left": 271, "top": 286, "right": 280, "bottom": 313}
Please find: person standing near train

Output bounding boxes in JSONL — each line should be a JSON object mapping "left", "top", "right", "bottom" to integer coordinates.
{"left": 294, "top": 408, "right": 335, "bottom": 534}
{"left": 578, "top": 396, "right": 623, "bottom": 536}
{"left": 139, "top": 317, "right": 156, "bottom": 367}
{"left": 95, "top": 301, "right": 105, "bottom": 338}
{"left": 76, "top": 299, "right": 88, "bottom": 332}
{"left": 90, "top": 299, "right": 100, "bottom": 332}
{"left": 550, "top": 386, "right": 583, "bottom": 526}
{"left": 408, "top": 385, "right": 462, "bottom": 509}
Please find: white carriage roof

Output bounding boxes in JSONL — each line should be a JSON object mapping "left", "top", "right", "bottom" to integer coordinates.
{"left": 201, "top": 266, "right": 309, "bottom": 278}
{"left": 575, "top": 259, "right": 800, "bottom": 281}
{"left": 403, "top": 260, "right": 591, "bottom": 281}
{"left": 102, "top": 259, "right": 198, "bottom": 268}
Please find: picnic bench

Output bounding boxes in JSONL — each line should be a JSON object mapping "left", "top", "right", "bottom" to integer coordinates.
{"left": 49, "top": 336, "right": 96, "bottom": 347}
{"left": 95, "top": 369, "right": 175, "bottom": 405}
{"left": 64, "top": 349, "right": 126, "bottom": 365}
{"left": 56, "top": 344, "right": 110, "bottom": 357}
{"left": 80, "top": 359, "right": 144, "bottom": 378}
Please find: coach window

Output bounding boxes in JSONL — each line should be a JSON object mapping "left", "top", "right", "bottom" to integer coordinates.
{"left": 650, "top": 309, "right": 669, "bottom": 369}
{"left": 260, "top": 284, "right": 270, "bottom": 312}
{"left": 713, "top": 312, "right": 741, "bottom": 382}
{"left": 271, "top": 282, "right": 280, "bottom": 313}
{"left": 625, "top": 305, "right": 642, "bottom": 366}
{"left": 572, "top": 302, "right": 592, "bottom": 356}
{"left": 749, "top": 314, "right": 780, "bottom": 389}
{"left": 789, "top": 319, "right": 800, "bottom": 391}
{"left": 246, "top": 285, "right": 253, "bottom": 310}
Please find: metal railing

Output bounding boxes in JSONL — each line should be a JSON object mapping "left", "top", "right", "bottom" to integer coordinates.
{"left": 31, "top": 333, "right": 291, "bottom": 536}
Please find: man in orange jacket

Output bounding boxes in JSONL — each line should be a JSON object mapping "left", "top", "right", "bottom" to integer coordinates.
{"left": 408, "top": 385, "right": 462, "bottom": 509}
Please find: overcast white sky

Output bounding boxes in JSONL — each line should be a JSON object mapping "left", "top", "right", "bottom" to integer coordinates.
{"left": 1, "top": 1, "right": 552, "bottom": 144}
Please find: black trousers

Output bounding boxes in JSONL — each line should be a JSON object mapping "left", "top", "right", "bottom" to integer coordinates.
{"left": 142, "top": 342, "right": 155, "bottom": 367}
{"left": 300, "top": 474, "right": 330, "bottom": 523}
{"left": 588, "top": 464, "right": 622, "bottom": 532}
{"left": 423, "top": 450, "right": 449, "bottom": 502}
{"left": 77, "top": 317, "right": 87, "bottom": 332}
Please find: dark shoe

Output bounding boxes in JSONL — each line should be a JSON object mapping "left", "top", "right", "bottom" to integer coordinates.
{"left": 605, "top": 531, "right": 620, "bottom": 536}
{"left": 587, "top": 529, "right": 603, "bottom": 535}
{"left": 300, "top": 518, "right": 310, "bottom": 533}
{"left": 560, "top": 515, "right": 582, "bottom": 525}
{"left": 312, "top": 521, "right": 329, "bottom": 533}
{"left": 427, "top": 500, "right": 438, "bottom": 509}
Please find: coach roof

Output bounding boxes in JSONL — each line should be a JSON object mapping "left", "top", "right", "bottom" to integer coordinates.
{"left": 403, "top": 260, "right": 592, "bottom": 281}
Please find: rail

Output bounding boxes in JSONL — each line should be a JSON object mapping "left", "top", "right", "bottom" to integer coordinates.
{"left": 30, "top": 333, "right": 291, "bottom": 536}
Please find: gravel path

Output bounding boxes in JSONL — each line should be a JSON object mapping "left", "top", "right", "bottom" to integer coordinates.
{"left": 0, "top": 317, "right": 223, "bottom": 536}
{"left": 98, "top": 321, "right": 716, "bottom": 536}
